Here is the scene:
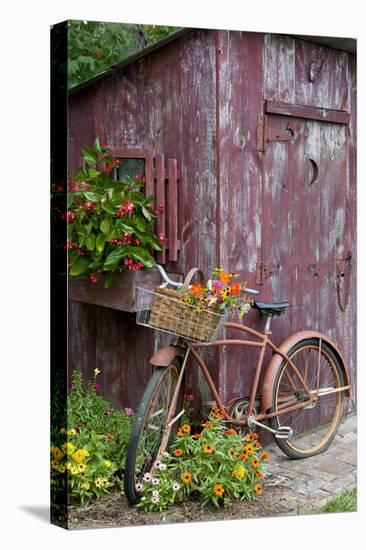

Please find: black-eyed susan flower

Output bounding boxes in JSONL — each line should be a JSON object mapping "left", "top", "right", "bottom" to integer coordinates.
{"left": 254, "top": 484, "right": 263, "bottom": 495}
{"left": 181, "top": 424, "right": 191, "bottom": 434}
{"left": 251, "top": 457, "right": 260, "bottom": 468}
{"left": 203, "top": 444, "right": 215, "bottom": 454}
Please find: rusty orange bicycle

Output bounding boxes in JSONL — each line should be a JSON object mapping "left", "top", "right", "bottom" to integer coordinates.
{"left": 124, "top": 264, "right": 351, "bottom": 504}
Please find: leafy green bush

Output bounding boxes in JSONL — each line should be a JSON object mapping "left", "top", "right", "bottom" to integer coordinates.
{"left": 51, "top": 369, "right": 134, "bottom": 504}
{"left": 137, "top": 407, "right": 269, "bottom": 511}
{"left": 67, "top": 138, "right": 163, "bottom": 287}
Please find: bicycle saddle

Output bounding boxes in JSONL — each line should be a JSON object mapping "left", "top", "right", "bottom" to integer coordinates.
{"left": 253, "top": 300, "right": 291, "bottom": 316}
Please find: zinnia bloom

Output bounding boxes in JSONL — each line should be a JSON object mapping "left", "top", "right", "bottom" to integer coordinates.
{"left": 254, "top": 484, "right": 263, "bottom": 495}
{"left": 173, "top": 449, "right": 183, "bottom": 457}
{"left": 213, "top": 484, "right": 225, "bottom": 497}
{"left": 260, "top": 451, "right": 269, "bottom": 461}
{"left": 251, "top": 458, "right": 260, "bottom": 468}
{"left": 181, "top": 472, "right": 192, "bottom": 484}
{"left": 230, "top": 283, "right": 241, "bottom": 296}
{"left": 245, "top": 444, "right": 254, "bottom": 455}
{"left": 190, "top": 284, "right": 204, "bottom": 297}
{"left": 202, "top": 420, "right": 212, "bottom": 429}
{"left": 203, "top": 444, "right": 215, "bottom": 454}
{"left": 219, "top": 272, "right": 231, "bottom": 284}
{"left": 225, "top": 428, "right": 237, "bottom": 436}
{"left": 181, "top": 424, "right": 191, "bottom": 434}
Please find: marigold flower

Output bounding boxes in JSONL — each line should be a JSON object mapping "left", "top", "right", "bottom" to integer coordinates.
{"left": 189, "top": 284, "right": 204, "bottom": 297}
{"left": 173, "top": 449, "right": 183, "bottom": 457}
{"left": 219, "top": 272, "right": 231, "bottom": 284}
{"left": 213, "top": 484, "right": 225, "bottom": 497}
{"left": 72, "top": 449, "right": 89, "bottom": 464}
{"left": 260, "top": 451, "right": 269, "bottom": 461}
{"left": 254, "top": 484, "right": 263, "bottom": 495}
{"left": 203, "top": 444, "right": 215, "bottom": 454}
{"left": 225, "top": 428, "right": 237, "bottom": 436}
{"left": 181, "top": 472, "right": 192, "bottom": 484}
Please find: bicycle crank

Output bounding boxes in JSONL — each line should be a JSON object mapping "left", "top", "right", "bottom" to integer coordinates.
{"left": 247, "top": 416, "right": 294, "bottom": 440}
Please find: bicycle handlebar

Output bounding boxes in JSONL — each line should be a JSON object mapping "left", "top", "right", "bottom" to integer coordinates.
{"left": 153, "top": 264, "right": 260, "bottom": 295}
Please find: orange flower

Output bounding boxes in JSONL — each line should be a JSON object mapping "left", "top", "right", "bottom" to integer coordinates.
{"left": 190, "top": 284, "right": 204, "bottom": 297}
{"left": 193, "top": 433, "right": 202, "bottom": 439}
{"left": 173, "top": 449, "right": 183, "bottom": 457}
{"left": 202, "top": 420, "right": 212, "bottom": 429}
{"left": 225, "top": 428, "right": 237, "bottom": 436}
{"left": 213, "top": 484, "right": 225, "bottom": 497}
{"left": 251, "top": 458, "right": 260, "bottom": 468}
{"left": 230, "top": 283, "right": 241, "bottom": 296}
{"left": 181, "top": 424, "right": 191, "bottom": 434}
{"left": 211, "top": 406, "right": 225, "bottom": 419}
{"left": 251, "top": 433, "right": 260, "bottom": 441}
{"left": 181, "top": 472, "right": 192, "bottom": 484}
{"left": 255, "top": 470, "right": 264, "bottom": 478}
{"left": 177, "top": 429, "right": 184, "bottom": 437}
{"left": 254, "top": 484, "right": 263, "bottom": 495}
{"left": 260, "top": 451, "right": 269, "bottom": 461}
{"left": 245, "top": 444, "right": 254, "bottom": 455}
{"left": 219, "top": 272, "right": 231, "bottom": 284}
{"left": 240, "top": 452, "right": 248, "bottom": 461}
{"left": 203, "top": 444, "right": 215, "bottom": 454}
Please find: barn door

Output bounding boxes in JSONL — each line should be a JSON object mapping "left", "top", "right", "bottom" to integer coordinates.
{"left": 258, "top": 105, "right": 351, "bottom": 337}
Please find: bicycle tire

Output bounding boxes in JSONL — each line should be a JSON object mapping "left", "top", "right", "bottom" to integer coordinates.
{"left": 270, "top": 338, "right": 344, "bottom": 459}
{"left": 124, "top": 359, "right": 183, "bottom": 504}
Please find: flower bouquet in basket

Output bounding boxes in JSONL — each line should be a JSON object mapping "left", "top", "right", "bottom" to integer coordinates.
{"left": 148, "top": 267, "right": 252, "bottom": 342}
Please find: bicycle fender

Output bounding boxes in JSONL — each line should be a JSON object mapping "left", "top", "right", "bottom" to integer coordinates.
{"left": 261, "top": 330, "right": 351, "bottom": 414}
{"left": 150, "top": 345, "right": 185, "bottom": 367}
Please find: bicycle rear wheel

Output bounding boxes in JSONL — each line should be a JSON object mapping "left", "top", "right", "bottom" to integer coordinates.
{"left": 124, "top": 359, "right": 183, "bottom": 504}
{"left": 270, "top": 338, "right": 344, "bottom": 459}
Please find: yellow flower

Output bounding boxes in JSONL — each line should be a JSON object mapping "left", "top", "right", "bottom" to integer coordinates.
{"left": 232, "top": 465, "right": 246, "bottom": 479}
{"left": 103, "top": 460, "right": 112, "bottom": 468}
{"left": 77, "top": 463, "right": 87, "bottom": 473}
{"left": 251, "top": 457, "right": 260, "bottom": 469}
{"left": 62, "top": 442, "right": 76, "bottom": 455}
{"left": 81, "top": 482, "right": 90, "bottom": 490}
{"left": 70, "top": 465, "right": 79, "bottom": 475}
{"left": 94, "top": 368, "right": 101, "bottom": 377}
{"left": 68, "top": 428, "right": 77, "bottom": 436}
{"left": 203, "top": 444, "right": 215, "bottom": 454}
{"left": 181, "top": 424, "right": 191, "bottom": 434}
{"left": 59, "top": 427, "right": 67, "bottom": 435}
{"left": 51, "top": 446, "right": 64, "bottom": 463}
{"left": 244, "top": 444, "right": 254, "bottom": 455}
{"left": 254, "top": 484, "right": 263, "bottom": 495}
{"left": 57, "top": 464, "right": 66, "bottom": 474}
{"left": 72, "top": 449, "right": 89, "bottom": 464}
{"left": 95, "top": 477, "right": 109, "bottom": 488}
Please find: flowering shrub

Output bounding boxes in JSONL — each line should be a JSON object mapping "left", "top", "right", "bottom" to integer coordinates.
{"left": 51, "top": 369, "right": 134, "bottom": 504}
{"left": 67, "top": 138, "right": 163, "bottom": 287}
{"left": 136, "top": 408, "right": 269, "bottom": 511}
{"left": 179, "top": 267, "right": 252, "bottom": 318}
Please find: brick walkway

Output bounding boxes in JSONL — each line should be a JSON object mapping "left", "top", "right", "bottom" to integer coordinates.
{"left": 263, "top": 412, "right": 357, "bottom": 514}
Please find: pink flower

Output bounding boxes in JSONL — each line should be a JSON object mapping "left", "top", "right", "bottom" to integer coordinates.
{"left": 124, "top": 407, "right": 133, "bottom": 416}
{"left": 184, "top": 394, "right": 194, "bottom": 402}
{"left": 159, "top": 233, "right": 166, "bottom": 244}
{"left": 89, "top": 274, "right": 98, "bottom": 284}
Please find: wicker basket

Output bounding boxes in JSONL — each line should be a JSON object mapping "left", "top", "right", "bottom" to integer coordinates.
{"left": 136, "top": 268, "right": 224, "bottom": 342}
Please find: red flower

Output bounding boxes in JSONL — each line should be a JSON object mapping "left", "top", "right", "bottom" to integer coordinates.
{"left": 89, "top": 274, "right": 98, "bottom": 283}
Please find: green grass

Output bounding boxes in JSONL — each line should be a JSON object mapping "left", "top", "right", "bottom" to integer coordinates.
{"left": 322, "top": 487, "right": 357, "bottom": 513}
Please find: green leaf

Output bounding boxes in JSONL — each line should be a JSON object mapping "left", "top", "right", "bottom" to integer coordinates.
{"left": 104, "top": 272, "right": 119, "bottom": 288}
{"left": 88, "top": 168, "right": 101, "bottom": 179}
{"left": 100, "top": 219, "right": 110, "bottom": 234}
{"left": 96, "top": 233, "right": 106, "bottom": 253}
{"left": 85, "top": 234, "right": 96, "bottom": 251}
{"left": 84, "top": 191, "right": 98, "bottom": 202}
{"left": 104, "top": 248, "right": 126, "bottom": 267}
{"left": 141, "top": 205, "right": 152, "bottom": 222}
{"left": 101, "top": 201, "right": 116, "bottom": 215}
{"left": 94, "top": 137, "right": 102, "bottom": 153}
{"left": 69, "top": 257, "right": 90, "bottom": 276}
{"left": 129, "top": 246, "right": 155, "bottom": 268}
{"left": 82, "top": 147, "right": 98, "bottom": 165}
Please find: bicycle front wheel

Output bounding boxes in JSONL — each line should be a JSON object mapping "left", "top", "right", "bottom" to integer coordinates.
{"left": 124, "top": 359, "right": 183, "bottom": 504}
{"left": 270, "top": 338, "right": 344, "bottom": 459}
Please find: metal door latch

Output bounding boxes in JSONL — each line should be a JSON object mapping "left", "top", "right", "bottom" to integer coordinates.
{"left": 257, "top": 115, "right": 295, "bottom": 152}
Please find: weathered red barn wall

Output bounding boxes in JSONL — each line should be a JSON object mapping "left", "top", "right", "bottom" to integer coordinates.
{"left": 68, "top": 29, "right": 356, "bottom": 415}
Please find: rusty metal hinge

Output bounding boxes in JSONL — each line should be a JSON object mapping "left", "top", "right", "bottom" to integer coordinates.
{"left": 257, "top": 114, "right": 294, "bottom": 152}
{"left": 256, "top": 262, "right": 280, "bottom": 285}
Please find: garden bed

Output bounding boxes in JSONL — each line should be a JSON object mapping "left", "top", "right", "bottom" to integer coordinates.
{"left": 62, "top": 485, "right": 289, "bottom": 529}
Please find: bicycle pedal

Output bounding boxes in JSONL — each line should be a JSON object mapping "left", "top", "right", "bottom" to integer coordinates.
{"left": 275, "top": 426, "right": 294, "bottom": 440}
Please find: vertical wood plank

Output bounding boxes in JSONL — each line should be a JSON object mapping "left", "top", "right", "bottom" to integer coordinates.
{"left": 155, "top": 153, "right": 166, "bottom": 263}
{"left": 168, "top": 158, "right": 179, "bottom": 261}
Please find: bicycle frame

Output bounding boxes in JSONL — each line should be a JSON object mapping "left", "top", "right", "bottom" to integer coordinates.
{"left": 165, "top": 318, "right": 347, "bottom": 430}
